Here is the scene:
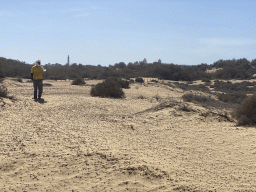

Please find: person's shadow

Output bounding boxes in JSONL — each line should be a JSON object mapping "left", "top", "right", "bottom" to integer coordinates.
{"left": 34, "top": 98, "right": 47, "bottom": 104}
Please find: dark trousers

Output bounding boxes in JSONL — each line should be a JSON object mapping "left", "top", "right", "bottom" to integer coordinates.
{"left": 33, "top": 80, "right": 43, "bottom": 98}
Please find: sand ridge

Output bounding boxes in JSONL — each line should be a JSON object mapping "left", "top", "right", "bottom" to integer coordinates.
{"left": 1, "top": 78, "right": 256, "bottom": 191}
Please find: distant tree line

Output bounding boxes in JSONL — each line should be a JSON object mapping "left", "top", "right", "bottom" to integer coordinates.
{"left": 1, "top": 57, "right": 256, "bottom": 81}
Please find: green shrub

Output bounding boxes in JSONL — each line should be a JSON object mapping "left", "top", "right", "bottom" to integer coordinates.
{"left": 71, "top": 78, "right": 86, "bottom": 85}
{"left": 232, "top": 95, "right": 256, "bottom": 125}
{"left": 90, "top": 77, "right": 124, "bottom": 98}
{"left": 218, "top": 92, "right": 247, "bottom": 104}
{"left": 135, "top": 77, "right": 144, "bottom": 83}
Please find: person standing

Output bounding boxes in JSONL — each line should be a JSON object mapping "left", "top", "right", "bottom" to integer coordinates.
{"left": 31, "top": 60, "right": 45, "bottom": 99}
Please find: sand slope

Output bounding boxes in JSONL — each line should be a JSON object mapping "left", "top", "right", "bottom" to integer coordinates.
{"left": 1, "top": 78, "right": 256, "bottom": 192}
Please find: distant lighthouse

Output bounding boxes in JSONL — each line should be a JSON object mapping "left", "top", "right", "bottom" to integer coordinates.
{"left": 67, "top": 55, "right": 70, "bottom": 66}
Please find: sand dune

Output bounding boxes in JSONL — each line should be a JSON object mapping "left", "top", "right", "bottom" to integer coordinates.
{"left": 1, "top": 78, "right": 256, "bottom": 191}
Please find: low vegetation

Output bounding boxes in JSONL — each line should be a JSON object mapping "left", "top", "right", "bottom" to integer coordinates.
{"left": 217, "top": 92, "right": 247, "bottom": 104}
{"left": 232, "top": 95, "right": 256, "bottom": 126}
{"left": 0, "top": 69, "right": 8, "bottom": 98}
{"left": 90, "top": 77, "right": 125, "bottom": 98}
{"left": 112, "top": 77, "right": 130, "bottom": 89}
{"left": 0, "top": 84, "right": 8, "bottom": 98}
{"left": 17, "top": 77, "right": 22, "bottom": 82}
{"left": 182, "top": 93, "right": 213, "bottom": 103}
{"left": 135, "top": 77, "right": 144, "bottom": 83}
{"left": 71, "top": 78, "right": 86, "bottom": 85}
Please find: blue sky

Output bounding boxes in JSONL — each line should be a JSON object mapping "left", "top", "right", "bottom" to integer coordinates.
{"left": 1, "top": 0, "right": 256, "bottom": 66}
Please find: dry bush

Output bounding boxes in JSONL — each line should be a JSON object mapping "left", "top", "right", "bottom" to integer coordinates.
{"left": 182, "top": 93, "right": 212, "bottom": 103}
{"left": 0, "top": 84, "right": 8, "bottom": 98}
{"left": 172, "top": 83, "right": 209, "bottom": 92}
{"left": 232, "top": 95, "right": 256, "bottom": 126}
{"left": 211, "top": 80, "right": 256, "bottom": 93}
{"left": 150, "top": 79, "right": 159, "bottom": 83}
{"left": 115, "top": 77, "right": 130, "bottom": 89}
{"left": 202, "top": 78, "right": 211, "bottom": 82}
{"left": 152, "top": 94, "right": 161, "bottom": 101}
{"left": 0, "top": 70, "right": 8, "bottom": 98}
{"left": 135, "top": 77, "right": 144, "bottom": 83}
{"left": 71, "top": 78, "right": 86, "bottom": 85}
{"left": 17, "top": 77, "right": 22, "bottom": 82}
{"left": 90, "top": 78, "right": 124, "bottom": 98}
{"left": 138, "top": 95, "right": 146, "bottom": 99}
{"left": 217, "top": 92, "right": 247, "bottom": 104}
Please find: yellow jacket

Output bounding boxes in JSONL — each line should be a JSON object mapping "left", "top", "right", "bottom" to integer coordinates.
{"left": 31, "top": 65, "right": 44, "bottom": 80}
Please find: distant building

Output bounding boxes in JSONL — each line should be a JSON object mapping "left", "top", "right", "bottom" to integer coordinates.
{"left": 67, "top": 55, "right": 70, "bottom": 66}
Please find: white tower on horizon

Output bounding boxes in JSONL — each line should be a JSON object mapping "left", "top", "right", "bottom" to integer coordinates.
{"left": 67, "top": 55, "right": 70, "bottom": 66}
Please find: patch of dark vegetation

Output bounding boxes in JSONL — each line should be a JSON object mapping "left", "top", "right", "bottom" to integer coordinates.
{"left": 135, "top": 77, "right": 144, "bottom": 83}
{"left": 182, "top": 93, "right": 213, "bottom": 103}
{"left": 217, "top": 92, "right": 248, "bottom": 104}
{"left": 211, "top": 80, "right": 256, "bottom": 93}
{"left": 117, "top": 78, "right": 130, "bottom": 89}
{"left": 231, "top": 94, "right": 256, "bottom": 126}
{"left": 16, "top": 77, "right": 22, "bottom": 82}
{"left": 186, "top": 81, "right": 193, "bottom": 84}
{"left": 90, "top": 77, "right": 125, "bottom": 98}
{"left": 202, "top": 78, "right": 211, "bottom": 82}
{"left": 0, "top": 84, "right": 8, "bottom": 98}
{"left": 71, "top": 78, "right": 86, "bottom": 85}
{"left": 150, "top": 79, "right": 159, "bottom": 83}
{"left": 168, "top": 82, "right": 210, "bottom": 92}
{"left": 0, "top": 69, "right": 8, "bottom": 98}
{"left": 103, "top": 77, "right": 130, "bottom": 89}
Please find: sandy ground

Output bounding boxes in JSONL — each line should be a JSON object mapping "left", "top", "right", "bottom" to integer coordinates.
{"left": 1, "top": 78, "right": 256, "bottom": 192}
